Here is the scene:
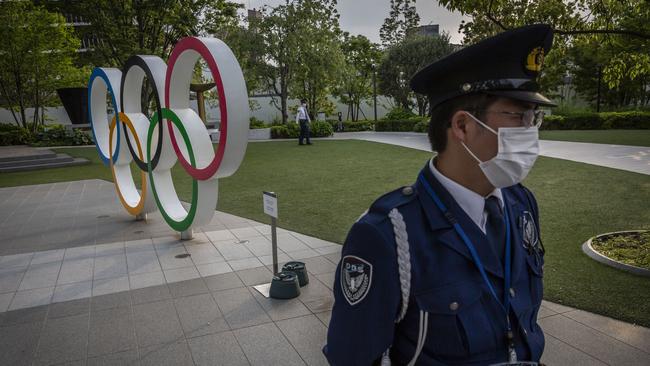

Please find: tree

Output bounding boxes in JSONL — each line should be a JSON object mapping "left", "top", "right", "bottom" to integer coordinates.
{"left": 335, "top": 34, "right": 382, "bottom": 121}
{"left": 290, "top": 0, "right": 344, "bottom": 118}
{"left": 437, "top": 0, "right": 650, "bottom": 108}
{"left": 378, "top": 33, "right": 455, "bottom": 116}
{"left": 0, "top": 1, "right": 84, "bottom": 131}
{"left": 73, "top": 0, "right": 241, "bottom": 67}
{"left": 380, "top": 0, "right": 420, "bottom": 48}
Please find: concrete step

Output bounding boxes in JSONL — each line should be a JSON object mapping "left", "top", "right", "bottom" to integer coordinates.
{"left": 0, "top": 157, "right": 90, "bottom": 173}
{"left": 0, "top": 154, "right": 74, "bottom": 168}
{"left": 0, "top": 147, "right": 57, "bottom": 163}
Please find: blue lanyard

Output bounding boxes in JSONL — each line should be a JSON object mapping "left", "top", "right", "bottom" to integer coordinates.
{"left": 418, "top": 173, "right": 512, "bottom": 320}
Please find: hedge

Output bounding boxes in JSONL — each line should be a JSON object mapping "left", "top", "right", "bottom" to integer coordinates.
{"left": 0, "top": 123, "right": 93, "bottom": 146}
{"left": 541, "top": 111, "right": 650, "bottom": 130}
{"left": 375, "top": 117, "right": 427, "bottom": 132}
{"left": 271, "top": 121, "right": 333, "bottom": 139}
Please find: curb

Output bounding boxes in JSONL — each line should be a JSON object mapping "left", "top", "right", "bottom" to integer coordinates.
{"left": 582, "top": 230, "right": 650, "bottom": 277}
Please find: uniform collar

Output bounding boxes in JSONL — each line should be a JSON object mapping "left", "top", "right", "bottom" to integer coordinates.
{"left": 429, "top": 158, "right": 503, "bottom": 232}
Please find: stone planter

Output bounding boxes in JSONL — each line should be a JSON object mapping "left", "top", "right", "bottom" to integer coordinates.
{"left": 582, "top": 230, "right": 650, "bottom": 277}
{"left": 248, "top": 127, "right": 271, "bottom": 140}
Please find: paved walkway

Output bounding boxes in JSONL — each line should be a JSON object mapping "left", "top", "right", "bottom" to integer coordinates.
{"left": 332, "top": 132, "right": 650, "bottom": 175}
{"left": 0, "top": 181, "right": 649, "bottom": 365}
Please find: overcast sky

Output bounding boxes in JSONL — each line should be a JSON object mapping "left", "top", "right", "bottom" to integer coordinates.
{"left": 235, "top": 0, "right": 469, "bottom": 44}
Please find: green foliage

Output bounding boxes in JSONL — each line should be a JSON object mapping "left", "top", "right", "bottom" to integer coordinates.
{"left": 378, "top": 33, "right": 455, "bottom": 115}
{"left": 541, "top": 112, "right": 650, "bottom": 130}
{"left": 310, "top": 121, "right": 334, "bottom": 137}
{"left": 375, "top": 117, "right": 426, "bottom": 132}
{"left": 249, "top": 117, "right": 267, "bottom": 129}
{"left": 379, "top": 0, "right": 420, "bottom": 48}
{"left": 335, "top": 34, "right": 382, "bottom": 121}
{"left": 342, "top": 121, "right": 375, "bottom": 132}
{"left": 0, "top": 2, "right": 83, "bottom": 130}
{"left": 413, "top": 121, "right": 429, "bottom": 133}
{"left": 0, "top": 124, "right": 34, "bottom": 146}
{"left": 384, "top": 107, "right": 416, "bottom": 120}
{"left": 591, "top": 231, "right": 650, "bottom": 270}
{"left": 0, "top": 123, "right": 93, "bottom": 146}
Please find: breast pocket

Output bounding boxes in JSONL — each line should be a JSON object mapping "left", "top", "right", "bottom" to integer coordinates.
{"left": 414, "top": 283, "right": 499, "bottom": 358}
{"left": 526, "top": 253, "right": 544, "bottom": 306}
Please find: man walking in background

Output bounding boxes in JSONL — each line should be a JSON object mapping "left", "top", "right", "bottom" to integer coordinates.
{"left": 296, "top": 98, "right": 312, "bottom": 145}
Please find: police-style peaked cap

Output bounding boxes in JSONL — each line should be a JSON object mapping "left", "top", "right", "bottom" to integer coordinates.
{"left": 410, "top": 24, "right": 556, "bottom": 107}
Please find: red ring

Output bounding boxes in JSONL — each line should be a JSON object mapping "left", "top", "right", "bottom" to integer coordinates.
{"left": 164, "top": 37, "right": 227, "bottom": 180}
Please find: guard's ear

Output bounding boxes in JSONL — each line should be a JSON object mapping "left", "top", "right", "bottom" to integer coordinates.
{"left": 450, "top": 110, "right": 471, "bottom": 143}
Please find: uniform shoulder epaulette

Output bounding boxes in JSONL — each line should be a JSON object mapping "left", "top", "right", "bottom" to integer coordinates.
{"left": 367, "top": 185, "right": 418, "bottom": 216}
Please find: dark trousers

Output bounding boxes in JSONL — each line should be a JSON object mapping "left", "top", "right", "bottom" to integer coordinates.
{"left": 299, "top": 119, "right": 311, "bottom": 144}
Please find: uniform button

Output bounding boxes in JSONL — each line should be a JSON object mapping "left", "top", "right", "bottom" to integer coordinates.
{"left": 509, "top": 288, "right": 516, "bottom": 297}
{"left": 402, "top": 186, "right": 414, "bottom": 196}
{"left": 523, "top": 328, "right": 528, "bottom": 336}
{"left": 449, "top": 302, "right": 459, "bottom": 311}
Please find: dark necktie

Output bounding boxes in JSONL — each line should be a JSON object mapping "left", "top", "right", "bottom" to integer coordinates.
{"left": 485, "top": 196, "right": 506, "bottom": 260}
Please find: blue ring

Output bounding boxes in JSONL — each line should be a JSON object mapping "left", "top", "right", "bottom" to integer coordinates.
{"left": 88, "top": 67, "right": 121, "bottom": 165}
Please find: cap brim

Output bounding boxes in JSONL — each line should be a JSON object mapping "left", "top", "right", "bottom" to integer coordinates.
{"left": 485, "top": 90, "right": 557, "bottom": 107}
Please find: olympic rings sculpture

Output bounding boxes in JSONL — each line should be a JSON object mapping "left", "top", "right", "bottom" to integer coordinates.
{"left": 88, "top": 37, "right": 249, "bottom": 233}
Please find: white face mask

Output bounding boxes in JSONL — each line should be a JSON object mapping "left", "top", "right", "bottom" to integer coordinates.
{"left": 461, "top": 112, "right": 540, "bottom": 188}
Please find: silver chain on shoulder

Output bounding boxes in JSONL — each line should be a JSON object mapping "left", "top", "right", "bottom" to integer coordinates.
{"left": 389, "top": 208, "right": 411, "bottom": 322}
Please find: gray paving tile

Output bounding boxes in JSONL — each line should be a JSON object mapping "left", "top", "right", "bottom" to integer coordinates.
{"left": 93, "top": 254, "right": 128, "bottom": 280}
{"left": 88, "top": 305, "right": 137, "bottom": 357}
{"left": 541, "top": 300, "right": 575, "bottom": 314}
{"left": 228, "top": 257, "right": 264, "bottom": 271}
{"left": 19, "top": 261, "right": 61, "bottom": 290}
{"left": 214, "top": 241, "right": 254, "bottom": 261}
{"left": 276, "top": 315, "right": 329, "bottom": 366}
{"left": 175, "top": 293, "right": 229, "bottom": 338}
{"left": 564, "top": 309, "right": 650, "bottom": 353}
{"left": 129, "top": 271, "right": 166, "bottom": 290}
{"left": 87, "top": 348, "right": 139, "bottom": 366}
{"left": 64, "top": 246, "right": 96, "bottom": 261}
{"left": 52, "top": 281, "right": 93, "bottom": 303}
{"left": 133, "top": 299, "right": 184, "bottom": 347}
{"left": 35, "top": 313, "right": 89, "bottom": 365}
{"left": 93, "top": 276, "right": 130, "bottom": 296}
{"left": 0, "top": 267, "right": 25, "bottom": 293}
{"left": 0, "top": 321, "right": 42, "bottom": 366}
{"left": 537, "top": 305, "right": 556, "bottom": 319}
{"left": 297, "top": 276, "right": 332, "bottom": 304}
{"left": 0, "top": 304, "right": 48, "bottom": 326}
{"left": 58, "top": 258, "right": 94, "bottom": 285}
{"left": 213, "top": 287, "right": 272, "bottom": 330}
{"left": 540, "top": 333, "right": 607, "bottom": 365}
{"left": 0, "top": 291, "right": 13, "bottom": 312}
{"left": 31, "top": 249, "right": 65, "bottom": 265}
{"left": 91, "top": 291, "right": 131, "bottom": 312}
{"left": 250, "top": 287, "right": 311, "bottom": 322}
{"left": 10, "top": 287, "right": 54, "bottom": 310}
{"left": 234, "top": 322, "right": 304, "bottom": 366}
{"left": 168, "top": 278, "right": 209, "bottom": 298}
{"left": 94, "top": 242, "right": 125, "bottom": 257}
{"left": 235, "top": 266, "right": 273, "bottom": 286}
{"left": 186, "top": 243, "right": 224, "bottom": 265}
{"left": 196, "top": 262, "right": 233, "bottom": 277}
{"left": 540, "top": 314, "right": 650, "bottom": 365}
{"left": 205, "top": 230, "right": 236, "bottom": 242}
{"left": 163, "top": 266, "right": 200, "bottom": 283}
{"left": 302, "top": 297, "right": 334, "bottom": 314}
{"left": 157, "top": 247, "right": 194, "bottom": 270}
{"left": 314, "top": 272, "right": 335, "bottom": 290}
{"left": 131, "top": 284, "right": 171, "bottom": 305}
{"left": 0, "top": 252, "right": 33, "bottom": 268}
{"left": 187, "top": 331, "right": 249, "bottom": 366}
{"left": 139, "top": 339, "right": 194, "bottom": 366}
{"left": 302, "top": 256, "right": 338, "bottom": 275}
{"left": 204, "top": 272, "right": 244, "bottom": 292}
{"left": 48, "top": 298, "right": 90, "bottom": 319}
{"left": 315, "top": 311, "right": 331, "bottom": 327}
{"left": 126, "top": 251, "right": 161, "bottom": 274}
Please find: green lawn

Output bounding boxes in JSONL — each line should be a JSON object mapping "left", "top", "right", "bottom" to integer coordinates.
{"left": 1, "top": 141, "right": 649, "bottom": 327}
{"left": 540, "top": 129, "right": 650, "bottom": 147}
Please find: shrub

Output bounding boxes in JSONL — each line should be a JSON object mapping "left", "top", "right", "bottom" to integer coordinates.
{"left": 310, "top": 121, "right": 333, "bottom": 137}
{"left": 413, "top": 120, "right": 428, "bottom": 133}
{"left": 384, "top": 107, "right": 416, "bottom": 120}
{"left": 249, "top": 117, "right": 267, "bottom": 129}
{"left": 343, "top": 121, "right": 374, "bottom": 132}
{"left": 375, "top": 117, "right": 426, "bottom": 132}
{"left": 540, "top": 111, "right": 650, "bottom": 130}
{"left": 271, "top": 121, "right": 333, "bottom": 138}
{"left": 0, "top": 123, "right": 34, "bottom": 145}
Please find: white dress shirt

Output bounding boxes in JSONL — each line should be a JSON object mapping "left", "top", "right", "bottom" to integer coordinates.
{"left": 295, "top": 105, "right": 311, "bottom": 123}
{"left": 429, "top": 159, "right": 503, "bottom": 234}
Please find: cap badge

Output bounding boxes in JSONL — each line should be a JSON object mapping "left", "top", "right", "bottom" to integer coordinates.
{"left": 526, "top": 47, "right": 545, "bottom": 72}
{"left": 461, "top": 83, "right": 472, "bottom": 92}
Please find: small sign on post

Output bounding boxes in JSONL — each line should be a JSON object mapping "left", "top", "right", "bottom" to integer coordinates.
{"left": 262, "top": 191, "right": 279, "bottom": 274}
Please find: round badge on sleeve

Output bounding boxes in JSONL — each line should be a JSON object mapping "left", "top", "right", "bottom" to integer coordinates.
{"left": 340, "top": 255, "right": 373, "bottom": 306}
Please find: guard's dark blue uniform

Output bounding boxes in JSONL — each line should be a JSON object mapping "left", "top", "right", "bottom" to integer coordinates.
{"left": 324, "top": 164, "right": 545, "bottom": 365}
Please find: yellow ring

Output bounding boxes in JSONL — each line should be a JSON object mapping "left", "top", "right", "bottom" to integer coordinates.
{"left": 109, "top": 113, "right": 147, "bottom": 215}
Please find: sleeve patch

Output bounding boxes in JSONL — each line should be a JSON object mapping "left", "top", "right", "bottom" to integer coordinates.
{"left": 341, "top": 255, "right": 373, "bottom": 306}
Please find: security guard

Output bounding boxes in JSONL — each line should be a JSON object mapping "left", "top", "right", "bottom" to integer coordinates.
{"left": 324, "top": 24, "right": 554, "bottom": 365}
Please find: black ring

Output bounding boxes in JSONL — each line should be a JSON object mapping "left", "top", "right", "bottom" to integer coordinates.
{"left": 119, "top": 55, "right": 164, "bottom": 172}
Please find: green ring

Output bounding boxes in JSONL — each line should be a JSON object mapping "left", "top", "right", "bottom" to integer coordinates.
{"left": 147, "top": 108, "right": 198, "bottom": 232}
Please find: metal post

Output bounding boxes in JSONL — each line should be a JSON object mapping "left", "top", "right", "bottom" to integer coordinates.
{"left": 271, "top": 216, "right": 278, "bottom": 275}
{"left": 373, "top": 70, "right": 378, "bottom": 121}
{"left": 180, "top": 228, "right": 193, "bottom": 240}
{"left": 597, "top": 66, "right": 602, "bottom": 113}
